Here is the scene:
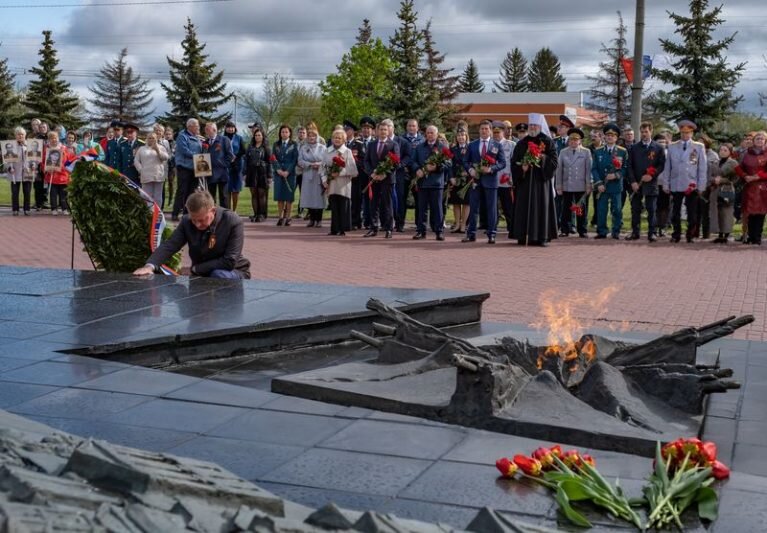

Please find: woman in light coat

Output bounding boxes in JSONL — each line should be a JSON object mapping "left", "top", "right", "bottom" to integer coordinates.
{"left": 298, "top": 122, "right": 327, "bottom": 228}
{"left": 134, "top": 133, "right": 169, "bottom": 205}
{"left": 324, "top": 128, "right": 358, "bottom": 236}
{"left": 3, "top": 127, "right": 35, "bottom": 215}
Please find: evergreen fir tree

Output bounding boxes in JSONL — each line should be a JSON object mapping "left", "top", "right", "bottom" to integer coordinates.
{"left": 160, "top": 18, "right": 231, "bottom": 132}
{"left": 0, "top": 52, "right": 22, "bottom": 138}
{"left": 458, "top": 59, "right": 484, "bottom": 93}
{"left": 421, "top": 20, "right": 460, "bottom": 126}
{"left": 380, "top": 0, "right": 428, "bottom": 130}
{"left": 494, "top": 48, "right": 528, "bottom": 92}
{"left": 356, "top": 18, "right": 373, "bottom": 46}
{"left": 527, "top": 48, "right": 567, "bottom": 92}
{"left": 88, "top": 48, "right": 154, "bottom": 130}
{"left": 24, "top": 31, "right": 83, "bottom": 128}
{"left": 587, "top": 12, "right": 631, "bottom": 127}
{"left": 648, "top": 0, "right": 745, "bottom": 131}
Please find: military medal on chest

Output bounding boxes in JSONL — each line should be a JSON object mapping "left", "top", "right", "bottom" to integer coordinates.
{"left": 689, "top": 150, "right": 698, "bottom": 165}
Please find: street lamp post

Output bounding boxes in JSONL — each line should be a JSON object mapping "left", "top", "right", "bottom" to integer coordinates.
{"left": 631, "top": 0, "right": 645, "bottom": 132}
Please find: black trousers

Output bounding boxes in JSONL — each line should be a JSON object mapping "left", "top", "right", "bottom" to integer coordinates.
{"left": 207, "top": 181, "right": 229, "bottom": 208}
{"left": 748, "top": 214, "right": 765, "bottom": 244}
{"left": 350, "top": 178, "right": 362, "bottom": 229}
{"left": 657, "top": 189, "right": 671, "bottom": 231}
{"left": 11, "top": 182, "right": 32, "bottom": 213}
{"left": 308, "top": 208, "right": 324, "bottom": 223}
{"left": 497, "top": 187, "right": 515, "bottom": 235}
{"left": 630, "top": 193, "right": 657, "bottom": 237}
{"left": 173, "top": 167, "right": 196, "bottom": 217}
{"left": 671, "top": 191, "right": 699, "bottom": 239}
{"left": 34, "top": 179, "right": 47, "bottom": 209}
{"left": 561, "top": 190, "right": 588, "bottom": 236}
{"left": 252, "top": 187, "right": 268, "bottom": 218}
{"left": 50, "top": 184, "right": 68, "bottom": 211}
{"left": 416, "top": 188, "right": 444, "bottom": 235}
{"left": 371, "top": 181, "right": 393, "bottom": 231}
{"left": 329, "top": 194, "right": 351, "bottom": 234}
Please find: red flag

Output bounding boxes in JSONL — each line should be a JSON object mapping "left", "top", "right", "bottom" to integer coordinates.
{"left": 621, "top": 58, "right": 634, "bottom": 84}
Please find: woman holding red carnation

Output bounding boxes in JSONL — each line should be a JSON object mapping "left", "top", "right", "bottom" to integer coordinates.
{"left": 734, "top": 130, "right": 767, "bottom": 245}
{"left": 323, "top": 128, "right": 358, "bottom": 236}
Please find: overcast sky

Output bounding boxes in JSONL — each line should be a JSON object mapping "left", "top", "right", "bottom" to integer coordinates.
{"left": 1, "top": 0, "right": 764, "bottom": 125}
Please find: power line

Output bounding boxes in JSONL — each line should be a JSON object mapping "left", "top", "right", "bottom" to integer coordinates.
{"left": 0, "top": 0, "right": 231, "bottom": 7}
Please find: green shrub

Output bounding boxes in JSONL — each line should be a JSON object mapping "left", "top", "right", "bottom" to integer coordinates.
{"left": 68, "top": 161, "right": 181, "bottom": 272}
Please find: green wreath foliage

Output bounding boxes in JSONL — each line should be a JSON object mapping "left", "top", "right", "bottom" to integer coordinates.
{"left": 68, "top": 161, "right": 181, "bottom": 272}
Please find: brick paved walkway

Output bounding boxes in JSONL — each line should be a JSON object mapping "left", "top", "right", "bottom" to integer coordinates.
{"left": 0, "top": 209, "right": 765, "bottom": 341}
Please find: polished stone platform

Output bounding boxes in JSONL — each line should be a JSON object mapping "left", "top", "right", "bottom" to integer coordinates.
{"left": 0, "top": 267, "right": 766, "bottom": 531}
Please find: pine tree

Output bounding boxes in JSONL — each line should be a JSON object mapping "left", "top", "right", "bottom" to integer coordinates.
{"left": 458, "top": 59, "right": 484, "bottom": 93}
{"left": 24, "top": 31, "right": 83, "bottom": 128}
{"left": 494, "top": 48, "right": 528, "bottom": 92}
{"left": 0, "top": 52, "right": 22, "bottom": 138}
{"left": 380, "top": 0, "right": 428, "bottom": 130}
{"left": 587, "top": 12, "right": 631, "bottom": 127}
{"left": 527, "top": 48, "right": 567, "bottom": 92}
{"left": 356, "top": 18, "right": 372, "bottom": 46}
{"left": 648, "top": 0, "right": 745, "bottom": 132}
{"left": 88, "top": 48, "right": 154, "bottom": 130}
{"left": 160, "top": 18, "right": 231, "bottom": 132}
{"left": 319, "top": 20, "right": 394, "bottom": 127}
{"left": 421, "top": 20, "right": 460, "bottom": 127}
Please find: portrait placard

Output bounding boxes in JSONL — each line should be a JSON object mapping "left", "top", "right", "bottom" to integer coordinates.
{"left": 1, "top": 141, "right": 19, "bottom": 164}
{"left": 193, "top": 153, "right": 212, "bottom": 178}
{"left": 44, "top": 148, "right": 63, "bottom": 173}
{"left": 26, "top": 140, "right": 43, "bottom": 161}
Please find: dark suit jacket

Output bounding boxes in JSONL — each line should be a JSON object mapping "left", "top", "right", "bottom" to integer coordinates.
{"left": 364, "top": 138, "right": 400, "bottom": 186}
{"left": 147, "top": 208, "right": 251, "bottom": 278}
{"left": 628, "top": 140, "right": 666, "bottom": 196}
{"left": 465, "top": 138, "right": 506, "bottom": 189}
{"left": 411, "top": 141, "right": 452, "bottom": 189}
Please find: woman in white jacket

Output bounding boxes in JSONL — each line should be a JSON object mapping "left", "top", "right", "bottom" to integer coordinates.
{"left": 134, "top": 133, "right": 169, "bottom": 205}
{"left": 324, "top": 128, "right": 358, "bottom": 236}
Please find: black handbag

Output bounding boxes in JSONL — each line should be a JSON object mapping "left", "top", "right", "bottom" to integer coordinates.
{"left": 717, "top": 187, "right": 735, "bottom": 207}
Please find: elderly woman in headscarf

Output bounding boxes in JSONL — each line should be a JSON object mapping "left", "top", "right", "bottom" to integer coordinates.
{"left": 298, "top": 122, "right": 327, "bottom": 228}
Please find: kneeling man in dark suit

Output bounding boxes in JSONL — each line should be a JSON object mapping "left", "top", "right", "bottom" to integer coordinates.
{"left": 133, "top": 190, "right": 251, "bottom": 279}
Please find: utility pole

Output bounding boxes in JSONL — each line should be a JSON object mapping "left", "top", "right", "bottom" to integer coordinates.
{"left": 631, "top": 0, "right": 645, "bottom": 132}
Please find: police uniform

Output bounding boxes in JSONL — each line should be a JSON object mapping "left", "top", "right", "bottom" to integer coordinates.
{"left": 660, "top": 119, "right": 707, "bottom": 242}
{"left": 358, "top": 116, "right": 376, "bottom": 229}
{"left": 627, "top": 136, "right": 666, "bottom": 241}
{"left": 120, "top": 123, "right": 144, "bottom": 185}
{"left": 592, "top": 123, "right": 628, "bottom": 239}
{"left": 555, "top": 128, "right": 592, "bottom": 236}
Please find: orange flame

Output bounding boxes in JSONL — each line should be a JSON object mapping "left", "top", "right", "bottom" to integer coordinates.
{"left": 531, "top": 287, "right": 618, "bottom": 370}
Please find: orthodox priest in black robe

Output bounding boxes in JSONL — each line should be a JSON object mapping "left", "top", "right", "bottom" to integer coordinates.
{"left": 511, "top": 113, "right": 559, "bottom": 246}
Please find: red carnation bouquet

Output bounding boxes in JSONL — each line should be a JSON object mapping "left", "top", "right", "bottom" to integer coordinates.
{"left": 518, "top": 140, "right": 545, "bottom": 168}
{"left": 612, "top": 155, "right": 623, "bottom": 171}
{"left": 374, "top": 151, "right": 400, "bottom": 177}
{"left": 630, "top": 165, "right": 658, "bottom": 199}
{"left": 473, "top": 153, "right": 496, "bottom": 177}
{"left": 326, "top": 154, "right": 346, "bottom": 181}
{"left": 413, "top": 146, "right": 453, "bottom": 191}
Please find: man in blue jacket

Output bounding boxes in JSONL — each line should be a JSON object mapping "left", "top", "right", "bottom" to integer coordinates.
{"left": 172, "top": 118, "right": 203, "bottom": 221}
{"left": 463, "top": 119, "right": 506, "bottom": 244}
{"left": 592, "top": 123, "right": 629, "bottom": 239}
{"left": 411, "top": 125, "right": 452, "bottom": 241}
{"left": 203, "top": 122, "right": 235, "bottom": 208}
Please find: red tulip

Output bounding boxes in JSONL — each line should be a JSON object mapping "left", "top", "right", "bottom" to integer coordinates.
{"left": 550, "top": 445, "right": 563, "bottom": 458}
{"left": 711, "top": 460, "right": 730, "bottom": 480}
{"left": 581, "top": 453, "right": 596, "bottom": 467}
{"left": 562, "top": 450, "right": 582, "bottom": 468}
{"left": 513, "top": 454, "right": 543, "bottom": 477}
{"left": 496, "top": 457, "right": 518, "bottom": 478}
{"left": 532, "top": 447, "right": 555, "bottom": 469}
{"left": 700, "top": 441, "right": 718, "bottom": 465}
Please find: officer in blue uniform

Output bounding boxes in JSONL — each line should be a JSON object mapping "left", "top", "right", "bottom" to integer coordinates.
{"left": 592, "top": 123, "right": 628, "bottom": 239}
{"left": 411, "top": 125, "right": 452, "bottom": 241}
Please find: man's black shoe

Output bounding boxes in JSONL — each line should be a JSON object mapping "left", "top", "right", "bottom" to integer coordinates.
{"left": 648, "top": 235, "right": 657, "bottom": 242}
{"left": 488, "top": 236, "right": 496, "bottom": 244}
{"left": 461, "top": 236, "right": 476, "bottom": 243}
{"left": 385, "top": 230, "right": 392, "bottom": 239}
{"left": 594, "top": 235, "right": 607, "bottom": 239}
{"left": 364, "top": 230, "right": 378, "bottom": 238}
{"left": 625, "top": 234, "right": 640, "bottom": 241}
{"left": 412, "top": 233, "right": 425, "bottom": 240}
{"left": 436, "top": 233, "right": 445, "bottom": 241}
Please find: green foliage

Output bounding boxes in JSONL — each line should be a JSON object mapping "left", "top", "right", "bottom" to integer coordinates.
{"left": 88, "top": 48, "right": 155, "bottom": 131}
{"left": 68, "top": 161, "right": 180, "bottom": 272}
{"left": 24, "top": 31, "right": 83, "bottom": 129}
{"left": 458, "top": 59, "right": 484, "bottom": 93}
{"left": 160, "top": 18, "right": 231, "bottom": 133}
{"left": 648, "top": 0, "right": 745, "bottom": 132}
{"left": 495, "top": 48, "right": 528, "bottom": 92}
{"left": 527, "top": 47, "right": 567, "bottom": 92}
{"left": 420, "top": 20, "right": 460, "bottom": 128}
{"left": 710, "top": 113, "right": 767, "bottom": 144}
{"left": 0, "top": 50, "right": 23, "bottom": 139}
{"left": 587, "top": 12, "right": 632, "bottom": 127}
{"left": 320, "top": 28, "right": 394, "bottom": 127}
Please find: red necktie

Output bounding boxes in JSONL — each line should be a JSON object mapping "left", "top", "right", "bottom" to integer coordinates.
{"left": 481, "top": 140, "right": 487, "bottom": 157}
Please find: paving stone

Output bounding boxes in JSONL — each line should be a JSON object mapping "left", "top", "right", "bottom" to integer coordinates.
{"left": 379, "top": 498, "right": 479, "bottom": 530}
{"left": 0, "top": 382, "right": 58, "bottom": 409}
{"left": 206, "top": 409, "right": 351, "bottom": 446}
{"left": 736, "top": 420, "right": 767, "bottom": 446}
{"left": 318, "top": 419, "right": 467, "bottom": 460}
{"left": 164, "top": 378, "right": 278, "bottom": 408}
{"left": 108, "top": 398, "right": 247, "bottom": 433}
{"left": 0, "top": 320, "right": 68, "bottom": 340}
{"left": 714, "top": 489, "right": 767, "bottom": 533}
{"left": 400, "top": 461, "right": 554, "bottom": 516}
{"left": 261, "top": 448, "right": 431, "bottom": 497}
{"left": 442, "top": 431, "right": 560, "bottom": 465}
{"left": 76, "top": 367, "right": 201, "bottom": 396}
{"left": 27, "top": 416, "right": 196, "bottom": 453}
{"left": 0, "top": 356, "right": 36, "bottom": 373}
{"left": 257, "top": 481, "right": 388, "bottom": 514}
{"left": 259, "top": 395, "right": 348, "bottom": 417}
{"left": 166, "top": 435, "right": 306, "bottom": 480}
{"left": 0, "top": 360, "right": 123, "bottom": 387}
{"left": 0, "top": 339, "right": 75, "bottom": 361}
{"left": 732, "top": 443, "right": 767, "bottom": 478}
{"left": 10, "top": 388, "right": 151, "bottom": 421}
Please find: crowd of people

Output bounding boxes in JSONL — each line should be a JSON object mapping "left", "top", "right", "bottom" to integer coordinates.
{"left": 3, "top": 114, "right": 766, "bottom": 246}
